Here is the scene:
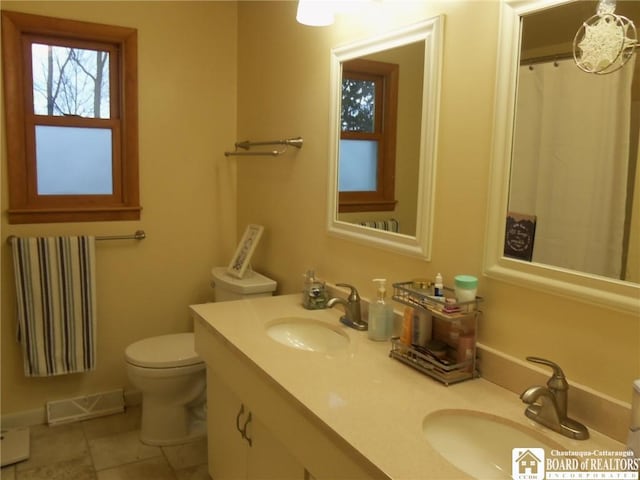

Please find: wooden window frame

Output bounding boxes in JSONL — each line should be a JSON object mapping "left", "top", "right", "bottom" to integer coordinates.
{"left": 1, "top": 10, "right": 140, "bottom": 224}
{"left": 339, "top": 58, "right": 398, "bottom": 213}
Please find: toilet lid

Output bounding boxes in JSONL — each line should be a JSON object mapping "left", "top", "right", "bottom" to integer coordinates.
{"left": 125, "top": 333, "right": 203, "bottom": 368}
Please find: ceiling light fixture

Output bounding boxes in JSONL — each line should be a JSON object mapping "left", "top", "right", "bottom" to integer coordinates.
{"left": 296, "top": 0, "right": 335, "bottom": 27}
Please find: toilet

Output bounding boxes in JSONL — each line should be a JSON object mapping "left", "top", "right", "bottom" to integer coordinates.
{"left": 125, "top": 267, "right": 277, "bottom": 446}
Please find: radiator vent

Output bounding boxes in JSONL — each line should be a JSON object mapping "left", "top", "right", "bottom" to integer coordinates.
{"left": 46, "top": 389, "right": 125, "bottom": 425}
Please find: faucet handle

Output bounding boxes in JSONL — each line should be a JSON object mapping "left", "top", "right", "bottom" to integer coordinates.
{"left": 335, "top": 283, "right": 360, "bottom": 301}
{"left": 526, "top": 356, "right": 568, "bottom": 391}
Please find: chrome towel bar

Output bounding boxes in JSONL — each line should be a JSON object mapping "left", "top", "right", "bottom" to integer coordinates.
{"left": 7, "top": 230, "right": 146, "bottom": 245}
{"left": 224, "top": 137, "right": 303, "bottom": 157}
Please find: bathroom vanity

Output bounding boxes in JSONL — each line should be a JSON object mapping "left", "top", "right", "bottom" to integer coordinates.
{"left": 191, "top": 294, "right": 627, "bottom": 480}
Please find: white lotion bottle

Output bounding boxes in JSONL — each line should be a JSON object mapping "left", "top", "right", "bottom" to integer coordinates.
{"left": 434, "top": 273, "right": 444, "bottom": 297}
{"left": 368, "top": 278, "right": 394, "bottom": 341}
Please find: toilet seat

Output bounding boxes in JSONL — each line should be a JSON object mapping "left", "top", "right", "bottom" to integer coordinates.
{"left": 125, "top": 333, "right": 202, "bottom": 368}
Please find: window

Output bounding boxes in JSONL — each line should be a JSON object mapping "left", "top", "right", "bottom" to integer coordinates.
{"left": 339, "top": 58, "right": 398, "bottom": 213}
{"left": 1, "top": 11, "right": 140, "bottom": 223}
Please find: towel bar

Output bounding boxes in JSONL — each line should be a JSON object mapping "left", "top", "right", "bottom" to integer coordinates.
{"left": 224, "top": 137, "right": 303, "bottom": 157}
{"left": 6, "top": 230, "right": 146, "bottom": 245}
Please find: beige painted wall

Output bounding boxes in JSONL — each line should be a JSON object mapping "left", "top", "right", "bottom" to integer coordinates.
{"left": 235, "top": 1, "right": 640, "bottom": 402}
{"left": 1, "top": 1, "right": 238, "bottom": 415}
{"left": 0, "top": 0, "right": 638, "bottom": 421}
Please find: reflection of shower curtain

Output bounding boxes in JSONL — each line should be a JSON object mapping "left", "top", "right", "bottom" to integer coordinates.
{"left": 511, "top": 58, "right": 634, "bottom": 278}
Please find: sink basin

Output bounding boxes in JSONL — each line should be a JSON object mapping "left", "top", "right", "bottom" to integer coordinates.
{"left": 422, "top": 409, "right": 565, "bottom": 479}
{"left": 266, "top": 317, "right": 349, "bottom": 353}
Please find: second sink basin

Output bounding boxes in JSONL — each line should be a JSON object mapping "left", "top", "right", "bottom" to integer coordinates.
{"left": 422, "top": 409, "right": 565, "bottom": 479}
{"left": 266, "top": 317, "right": 350, "bottom": 353}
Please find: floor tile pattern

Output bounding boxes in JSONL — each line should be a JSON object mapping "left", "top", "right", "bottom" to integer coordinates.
{"left": 1, "top": 407, "right": 210, "bottom": 480}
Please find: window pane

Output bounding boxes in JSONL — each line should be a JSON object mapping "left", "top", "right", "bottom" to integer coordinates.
{"left": 338, "top": 140, "right": 378, "bottom": 192}
{"left": 35, "top": 126, "right": 113, "bottom": 195}
{"left": 341, "top": 78, "right": 375, "bottom": 132}
{"left": 32, "top": 43, "right": 110, "bottom": 118}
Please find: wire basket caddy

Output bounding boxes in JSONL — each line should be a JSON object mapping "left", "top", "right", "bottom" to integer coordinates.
{"left": 390, "top": 281, "right": 483, "bottom": 386}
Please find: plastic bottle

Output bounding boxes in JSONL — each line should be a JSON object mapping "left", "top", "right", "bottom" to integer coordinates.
{"left": 629, "top": 379, "right": 640, "bottom": 456}
{"left": 400, "top": 306, "right": 413, "bottom": 347}
{"left": 434, "top": 273, "right": 444, "bottom": 297}
{"left": 368, "top": 278, "right": 394, "bottom": 341}
{"left": 412, "top": 310, "right": 432, "bottom": 347}
{"left": 456, "top": 334, "right": 475, "bottom": 372}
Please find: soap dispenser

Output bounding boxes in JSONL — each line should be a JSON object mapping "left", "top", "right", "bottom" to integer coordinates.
{"left": 368, "top": 278, "right": 394, "bottom": 341}
{"left": 628, "top": 379, "right": 640, "bottom": 456}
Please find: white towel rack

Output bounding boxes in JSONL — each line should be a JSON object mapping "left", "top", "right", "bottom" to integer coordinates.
{"left": 224, "top": 137, "right": 303, "bottom": 157}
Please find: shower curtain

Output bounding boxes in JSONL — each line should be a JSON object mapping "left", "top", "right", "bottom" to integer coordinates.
{"left": 510, "top": 57, "right": 635, "bottom": 278}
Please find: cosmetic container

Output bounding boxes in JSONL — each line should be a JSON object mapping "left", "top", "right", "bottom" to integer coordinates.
{"left": 454, "top": 275, "right": 478, "bottom": 303}
{"left": 400, "top": 306, "right": 413, "bottom": 346}
{"left": 434, "top": 273, "right": 444, "bottom": 297}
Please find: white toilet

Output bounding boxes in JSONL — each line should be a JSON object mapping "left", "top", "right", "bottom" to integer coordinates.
{"left": 125, "top": 267, "right": 277, "bottom": 446}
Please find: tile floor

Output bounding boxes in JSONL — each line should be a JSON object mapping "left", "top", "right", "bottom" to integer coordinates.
{"left": 1, "top": 406, "right": 210, "bottom": 480}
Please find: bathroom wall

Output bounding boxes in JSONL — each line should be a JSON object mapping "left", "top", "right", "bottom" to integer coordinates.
{"left": 235, "top": 1, "right": 640, "bottom": 402}
{"left": 0, "top": 0, "right": 637, "bottom": 422}
{"left": 0, "top": 1, "right": 238, "bottom": 416}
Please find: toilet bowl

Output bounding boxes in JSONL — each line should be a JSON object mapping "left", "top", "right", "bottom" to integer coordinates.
{"left": 125, "top": 267, "right": 277, "bottom": 446}
{"left": 125, "top": 333, "right": 206, "bottom": 446}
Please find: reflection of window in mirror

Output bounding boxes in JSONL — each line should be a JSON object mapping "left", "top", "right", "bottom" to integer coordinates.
{"left": 1, "top": 11, "right": 140, "bottom": 224}
{"left": 339, "top": 59, "right": 398, "bottom": 213}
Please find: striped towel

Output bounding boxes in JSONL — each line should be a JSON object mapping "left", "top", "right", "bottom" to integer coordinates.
{"left": 11, "top": 236, "right": 97, "bottom": 377}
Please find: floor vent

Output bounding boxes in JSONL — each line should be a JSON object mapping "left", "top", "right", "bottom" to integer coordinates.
{"left": 46, "top": 389, "right": 125, "bottom": 425}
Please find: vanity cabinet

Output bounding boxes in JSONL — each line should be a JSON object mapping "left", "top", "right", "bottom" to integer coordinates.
{"left": 194, "top": 319, "right": 386, "bottom": 480}
{"left": 207, "top": 369, "right": 304, "bottom": 480}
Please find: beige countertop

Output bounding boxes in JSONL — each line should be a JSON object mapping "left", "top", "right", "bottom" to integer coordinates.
{"left": 191, "top": 294, "right": 626, "bottom": 479}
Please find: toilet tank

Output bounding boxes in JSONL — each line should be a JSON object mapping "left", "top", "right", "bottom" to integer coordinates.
{"left": 210, "top": 266, "right": 277, "bottom": 302}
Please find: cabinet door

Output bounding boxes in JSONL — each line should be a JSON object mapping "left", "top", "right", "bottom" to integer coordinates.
{"left": 207, "top": 370, "right": 248, "bottom": 480}
{"left": 207, "top": 369, "right": 304, "bottom": 480}
{"left": 246, "top": 414, "right": 305, "bottom": 480}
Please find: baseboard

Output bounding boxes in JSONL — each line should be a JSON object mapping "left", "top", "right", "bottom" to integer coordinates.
{"left": 1, "top": 388, "right": 141, "bottom": 430}
{"left": 1, "top": 407, "right": 46, "bottom": 430}
{"left": 123, "top": 388, "right": 142, "bottom": 407}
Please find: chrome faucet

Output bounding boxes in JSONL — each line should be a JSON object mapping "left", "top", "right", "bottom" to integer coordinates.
{"left": 327, "top": 283, "right": 367, "bottom": 331}
{"left": 520, "top": 356, "right": 589, "bottom": 440}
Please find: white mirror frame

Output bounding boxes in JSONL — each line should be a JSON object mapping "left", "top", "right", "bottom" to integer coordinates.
{"left": 327, "top": 17, "right": 443, "bottom": 260}
{"left": 484, "top": 0, "right": 640, "bottom": 315}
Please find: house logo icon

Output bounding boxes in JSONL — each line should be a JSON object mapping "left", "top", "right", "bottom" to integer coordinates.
{"left": 512, "top": 448, "right": 545, "bottom": 480}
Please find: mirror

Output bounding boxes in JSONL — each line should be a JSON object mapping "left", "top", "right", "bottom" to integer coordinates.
{"left": 485, "top": 0, "right": 640, "bottom": 314}
{"left": 327, "top": 17, "right": 443, "bottom": 259}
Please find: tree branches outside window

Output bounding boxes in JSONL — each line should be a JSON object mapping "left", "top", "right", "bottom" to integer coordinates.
{"left": 32, "top": 44, "right": 110, "bottom": 118}
{"left": 341, "top": 78, "right": 375, "bottom": 132}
